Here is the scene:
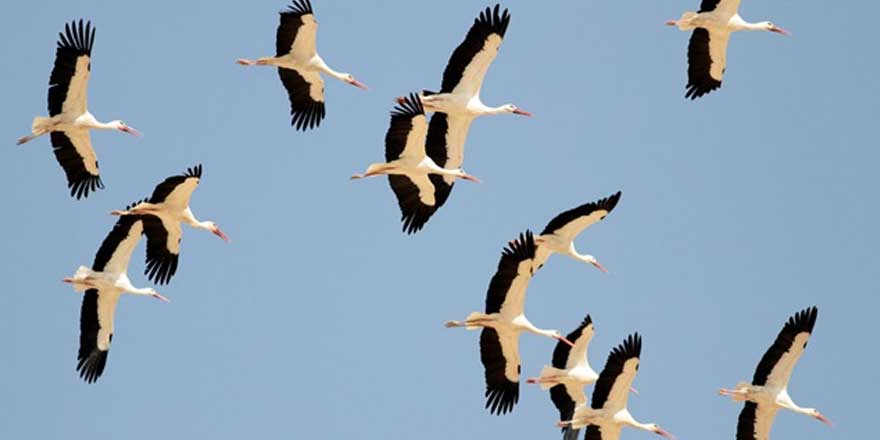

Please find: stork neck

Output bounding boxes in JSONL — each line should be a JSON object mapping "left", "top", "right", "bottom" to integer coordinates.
{"left": 619, "top": 411, "right": 653, "bottom": 432}
{"left": 518, "top": 318, "right": 557, "bottom": 340}
{"left": 313, "top": 56, "right": 348, "bottom": 82}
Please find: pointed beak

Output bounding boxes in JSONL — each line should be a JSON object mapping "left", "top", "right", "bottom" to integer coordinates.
{"left": 771, "top": 26, "right": 791, "bottom": 36}
{"left": 349, "top": 79, "right": 369, "bottom": 91}
{"left": 557, "top": 336, "right": 576, "bottom": 347}
{"left": 513, "top": 109, "right": 533, "bottom": 117}
{"left": 213, "top": 228, "right": 231, "bottom": 243}
{"left": 656, "top": 428, "right": 676, "bottom": 440}
{"left": 629, "top": 386, "right": 639, "bottom": 395}
{"left": 664, "top": 20, "right": 677, "bottom": 26}
{"left": 151, "top": 292, "right": 171, "bottom": 303}
{"left": 121, "top": 126, "right": 142, "bottom": 137}
{"left": 461, "top": 172, "right": 482, "bottom": 184}
{"left": 591, "top": 260, "right": 609, "bottom": 273}
{"left": 815, "top": 413, "right": 833, "bottom": 427}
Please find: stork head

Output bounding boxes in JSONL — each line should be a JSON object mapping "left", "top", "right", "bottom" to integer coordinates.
{"left": 648, "top": 424, "right": 675, "bottom": 440}
{"left": 584, "top": 255, "right": 608, "bottom": 273}
{"left": 112, "top": 120, "right": 142, "bottom": 137}
{"left": 808, "top": 409, "right": 833, "bottom": 427}
{"left": 345, "top": 74, "right": 369, "bottom": 91}
{"left": 764, "top": 22, "right": 791, "bottom": 36}
{"left": 502, "top": 104, "right": 532, "bottom": 117}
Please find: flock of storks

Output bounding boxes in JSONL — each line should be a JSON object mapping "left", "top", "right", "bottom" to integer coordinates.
{"left": 15, "top": 1, "right": 829, "bottom": 439}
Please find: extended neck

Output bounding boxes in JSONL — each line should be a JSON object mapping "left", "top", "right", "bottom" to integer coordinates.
{"left": 518, "top": 319, "right": 558, "bottom": 340}
{"left": 313, "top": 56, "right": 348, "bottom": 82}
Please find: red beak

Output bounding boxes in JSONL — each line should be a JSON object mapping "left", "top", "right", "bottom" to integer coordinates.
{"left": 121, "top": 126, "right": 142, "bottom": 137}
{"left": 558, "top": 336, "right": 575, "bottom": 347}
{"left": 213, "top": 228, "right": 231, "bottom": 243}
{"left": 656, "top": 428, "right": 676, "bottom": 440}
{"left": 771, "top": 26, "right": 791, "bottom": 36}
{"left": 591, "top": 260, "right": 609, "bottom": 273}
{"left": 815, "top": 413, "right": 833, "bottom": 427}
{"left": 513, "top": 109, "right": 533, "bottom": 117}
{"left": 349, "top": 79, "right": 369, "bottom": 91}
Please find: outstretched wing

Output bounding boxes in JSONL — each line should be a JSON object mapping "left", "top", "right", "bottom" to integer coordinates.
{"left": 77, "top": 288, "right": 120, "bottom": 383}
{"left": 48, "top": 19, "right": 94, "bottom": 117}
{"left": 278, "top": 67, "right": 325, "bottom": 130}
{"left": 480, "top": 327, "right": 520, "bottom": 415}
{"left": 685, "top": 28, "right": 730, "bottom": 100}
{"left": 441, "top": 5, "right": 511, "bottom": 97}
{"left": 736, "top": 401, "right": 778, "bottom": 440}
{"left": 752, "top": 306, "right": 818, "bottom": 388}
{"left": 50, "top": 130, "right": 103, "bottom": 199}
{"left": 541, "top": 192, "right": 621, "bottom": 242}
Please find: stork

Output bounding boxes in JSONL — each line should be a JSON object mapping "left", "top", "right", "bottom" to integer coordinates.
{"left": 719, "top": 306, "right": 832, "bottom": 439}
{"left": 16, "top": 19, "right": 140, "bottom": 199}
{"left": 351, "top": 93, "right": 480, "bottom": 234}
{"left": 562, "top": 334, "right": 675, "bottom": 440}
{"left": 535, "top": 191, "right": 621, "bottom": 272}
{"left": 528, "top": 315, "right": 600, "bottom": 440}
{"left": 237, "top": 0, "right": 368, "bottom": 130}
{"left": 445, "top": 230, "right": 574, "bottom": 415}
{"left": 665, "top": 0, "right": 790, "bottom": 99}
{"left": 64, "top": 205, "right": 168, "bottom": 383}
{"left": 397, "top": 5, "right": 531, "bottom": 210}
{"left": 110, "top": 165, "right": 229, "bottom": 285}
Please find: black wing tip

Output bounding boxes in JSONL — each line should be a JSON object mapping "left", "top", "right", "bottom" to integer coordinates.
{"left": 283, "top": 0, "right": 314, "bottom": 15}
{"left": 568, "top": 314, "right": 593, "bottom": 339}
{"left": 291, "top": 101, "right": 326, "bottom": 131}
{"left": 685, "top": 80, "right": 722, "bottom": 100}
{"left": 124, "top": 198, "right": 149, "bottom": 211}
{"left": 59, "top": 19, "right": 95, "bottom": 55}
{"left": 485, "top": 380, "right": 519, "bottom": 415}
{"left": 503, "top": 230, "right": 537, "bottom": 260}
{"left": 76, "top": 348, "right": 108, "bottom": 384}
{"left": 391, "top": 93, "right": 425, "bottom": 118}
{"left": 184, "top": 164, "right": 203, "bottom": 179}
{"left": 68, "top": 174, "right": 105, "bottom": 200}
{"left": 476, "top": 4, "right": 511, "bottom": 38}
{"left": 785, "top": 306, "right": 818, "bottom": 335}
{"left": 602, "top": 191, "right": 622, "bottom": 212}
{"left": 145, "top": 253, "right": 179, "bottom": 285}
{"left": 611, "top": 332, "right": 642, "bottom": 361}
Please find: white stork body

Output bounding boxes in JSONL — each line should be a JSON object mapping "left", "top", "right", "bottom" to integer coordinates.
{"left": 351, "top": 94, "right": 480, "bottom": 234}
{"left": 535, "top": 191, "right": 622, "bottom": 273}
{"left": 528, "top": 315, "right": 599, "bottom": 440}
{"left": 665, "top": 0, "right": 790, "bottom": 99}
{"left": 237, "top": 0, "right": 367, "bottom": 131}
{"left": 64, "top": 211, "right": 168, "bottom": 383}
{"left": 719, "top": 307, "right": 832, "bottom": 439}
{"left": 111, "top": 165, "right": 229, "bottom": 285}
{"left": 17, "top": 19, "right": 140, "bottom": 199}
{"left": 564, "top": 334, "right": 675, "bottom": 440}
{"left": 445, "top": 231, "right": 574, "bottom": 415}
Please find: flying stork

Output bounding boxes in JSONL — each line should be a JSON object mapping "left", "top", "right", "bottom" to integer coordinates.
{"left": 719, "top": 306, "right": 832, "bottom": 440}
{"left": 562, "top": 334, "right": 676, "bottom": 440}
{"left": 111, "top": 165, "right": 229, "bottom": 285}
{"left": 535, "top": 191, "right": 622, "bottom": 273}
{"left": 445, "top": 230, "right": 574, "bottom": 415}
{"left": 351, "top": 93, "right": 480, "bottom": 234}
{"left": 528, "top": 314, "right": 600, "bottom": 440}
{"left": 665, "top": 0, "right": 790, "bottom": 99}
{"left": 64, "top": 203, "right": 169, "bottom": 383}
{"left": 396, "top": 4, "right": 531, "bottom": 211}
{"left": 17, "top": 19, "right": 141, "bottom": 199}
{"left": 237, "top": 0, "right": 368, "bottom": 131}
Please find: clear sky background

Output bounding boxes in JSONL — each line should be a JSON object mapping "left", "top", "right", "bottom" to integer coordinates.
{"left": 1, "top": 1, "right": 876, "bottom": 438}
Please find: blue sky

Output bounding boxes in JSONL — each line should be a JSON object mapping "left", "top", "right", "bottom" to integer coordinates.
{"left": 1, "top": 0, "right": 876, "bottom": 438}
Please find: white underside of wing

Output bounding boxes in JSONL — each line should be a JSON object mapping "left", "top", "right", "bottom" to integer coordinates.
{"left": 765, "top": 332, "right": 810, "bottom": 389}
{"left": 498, "top": 260, "right": 536, "bottom": 317}
{"left": 103, "top": 220, "right": 144, "bottom": 275}
{"left": 553, "top": 210, "right": 611, "bottom": 244}
{"left": 162, "top": 178, "right": 200, "bottom": 212}
{"left": 61, "top": 56, "right": 91, "bottom": 117}
{"left": 707, "top": 28, "right": 731, "bottom": 82}
{"left": 498, "top": 329, "right": 521, "bottom": 382}
{"left": 452, "top": 34, "right": 502, "bottom": 98}
{"left": 95, "top": 287, "right": 123, "bottom": 351}
{"left": 158, "top": 214, "right": 183, "bottom": 255}
{"left": 406, "top": 174, "right": 436, "bottom": 206}
{"left": 302, "top": 69, "right": 324, "bottom": 102}
{"left": 713, "top": 0, "right": 742, "bottom": 16}
{"left": 603, "top": 358, "right": 638, "bottom": 410}
{"left": 64, "top": 128, "right": 98, "bottom": 175}
{"left": 753, "top": 403, "right": 779, "bottom": 440}
{"left": 399, "top": 114, "right": 428, "bottom": 160}
{"left": 290, "top": 18, "right": 318, "bottom": 61}
{"left": 565, "top": 381, "right": 587, "bottom": 406}
{"left": 566, "top": 328, "right": 594, "bottom": 370}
